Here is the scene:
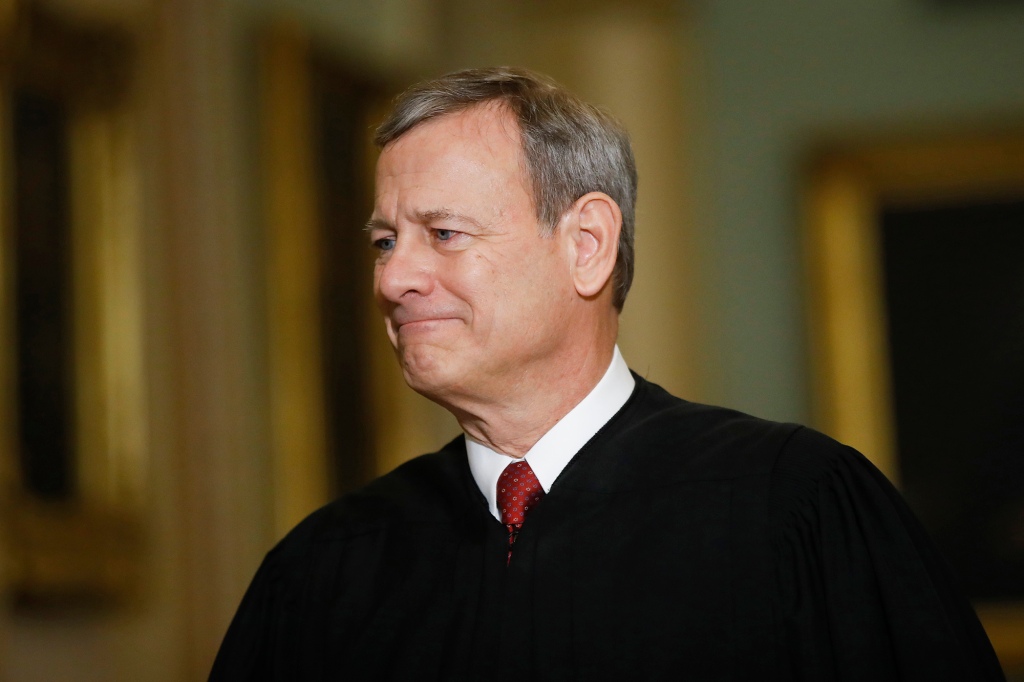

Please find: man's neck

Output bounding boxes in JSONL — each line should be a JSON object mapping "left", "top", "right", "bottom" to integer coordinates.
{"left": 449, "top": 343, "right": 616, "bottom": 458}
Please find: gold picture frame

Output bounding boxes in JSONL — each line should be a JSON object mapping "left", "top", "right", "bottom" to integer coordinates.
{"left": 803, "top": 130, "right": 1024, "bottom": 674}
{"left": 0, "top": 6, "right": 146, "bottom": 607}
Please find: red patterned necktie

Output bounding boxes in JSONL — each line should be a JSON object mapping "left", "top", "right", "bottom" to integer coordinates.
{"left": 497, "top": 459, "right": 545, "bottom": 565}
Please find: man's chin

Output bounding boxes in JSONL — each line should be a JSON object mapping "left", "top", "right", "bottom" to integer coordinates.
{"left": 398, "top": 346, "right": 460, "bottom": 396}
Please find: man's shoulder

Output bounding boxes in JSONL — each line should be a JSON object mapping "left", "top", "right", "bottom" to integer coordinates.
{"left": 596, "top": 375, "right": 807, "bottom": 483}
{"left": 624, "top": 374, "right": 799, "bottom": 436}
{"left": 625, "top": 377, "right": 894, "bottom": 500}
{"left": 270, "top": 437, "right": 471, "bottom": 557}
{"left": 603, "top": 377, "right": 899, "bottom": 524}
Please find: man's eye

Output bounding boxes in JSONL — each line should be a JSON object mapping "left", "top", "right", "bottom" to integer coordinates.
{"left": 373, "top": 237, "right": 396, "bottom": 252}
{"left": 435, "top": 229, "right": 457, "bottom": 242}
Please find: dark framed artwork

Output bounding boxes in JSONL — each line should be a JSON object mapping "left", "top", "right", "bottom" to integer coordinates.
{"left": 0, "top": 6, "right": 146, "bottom": 608}
{"left": 804, "top": 132, "right": 1024, "bottom": 675}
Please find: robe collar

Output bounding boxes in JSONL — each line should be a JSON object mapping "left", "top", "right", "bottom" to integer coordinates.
{"left": 466, "top": 345, "right": 635, "bottom": 522}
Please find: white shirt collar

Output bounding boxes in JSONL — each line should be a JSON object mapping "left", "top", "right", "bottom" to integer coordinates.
{"left": 466, "top": 346, "right": 635, "bottom": 521}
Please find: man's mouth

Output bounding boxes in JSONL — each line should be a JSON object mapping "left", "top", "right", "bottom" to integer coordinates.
{"left": 396, "top": 317, "right": 458, "bottom": 331}
{"left": 391, "top": 308, "right": 462, "bottom": 332}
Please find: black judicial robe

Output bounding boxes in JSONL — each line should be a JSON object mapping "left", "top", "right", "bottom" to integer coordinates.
{"left": 210, "top": 377, "right": 1004, "bottom": 681}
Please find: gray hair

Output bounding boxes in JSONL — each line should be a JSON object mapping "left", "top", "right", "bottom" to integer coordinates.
{"left": 374, "top": 66, "right": 637, "bottom": 311}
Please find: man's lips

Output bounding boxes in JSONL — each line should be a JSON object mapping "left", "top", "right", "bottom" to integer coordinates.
{"left": 396, "top": 318, "right": 457, "bottom": 330}
{"left": 391, "top": 313, "right": 461, "bottom": 332}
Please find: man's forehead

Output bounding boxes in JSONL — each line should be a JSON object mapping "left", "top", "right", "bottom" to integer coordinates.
{"left": 382, "top": 102, "right": 523, "bottom": 161}
{"left": 372, "top": 102, "right": 535, "bottom": 221}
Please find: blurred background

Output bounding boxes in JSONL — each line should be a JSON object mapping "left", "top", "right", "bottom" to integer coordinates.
{"left": 0, "top": 0, "right": 1023, "bottom": 679}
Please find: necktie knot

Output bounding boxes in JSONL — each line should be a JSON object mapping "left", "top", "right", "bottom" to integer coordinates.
{"left": 497, "top": 459, "right": 545, "bottom": 525}
{"left": 496, "top": 460, "right": 545, "bottom": 563}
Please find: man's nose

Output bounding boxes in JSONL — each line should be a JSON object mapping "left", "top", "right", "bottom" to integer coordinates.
{"left": 375, "top": 240, "right": 436, "bottom": 303}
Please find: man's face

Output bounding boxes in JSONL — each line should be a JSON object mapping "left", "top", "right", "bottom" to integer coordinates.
{"left": 369, "top": 104, "right": 577, "bottom": 406}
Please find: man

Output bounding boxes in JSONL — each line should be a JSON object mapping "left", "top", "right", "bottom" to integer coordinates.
{"left": 211, "top": 67, "right": 1004, "bottom": 680}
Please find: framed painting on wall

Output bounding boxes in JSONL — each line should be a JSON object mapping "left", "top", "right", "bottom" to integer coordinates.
{"left": 804, "top": 130, "right": 1024, "bottom": 676}
{"left": 0, "top": 5, "right": 147, "bottom": 608}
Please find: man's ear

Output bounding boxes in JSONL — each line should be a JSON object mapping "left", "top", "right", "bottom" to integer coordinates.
{"left": 567, "top": 192, "right": 622, "bottom": 300}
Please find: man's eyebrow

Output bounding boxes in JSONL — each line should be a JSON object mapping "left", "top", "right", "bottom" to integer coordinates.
{"left": 365, "top": 210, "right": 488, "bottom": 232}
{"left": 364, "top": 217, "right": 392, "bottom": 232}
{"left": 417, "top": 208, "right": 487, "bottom": 230}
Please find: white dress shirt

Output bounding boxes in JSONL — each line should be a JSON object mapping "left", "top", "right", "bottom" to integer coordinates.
{"left": 466, "top": 346, "right": 636, "bottom": 521}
